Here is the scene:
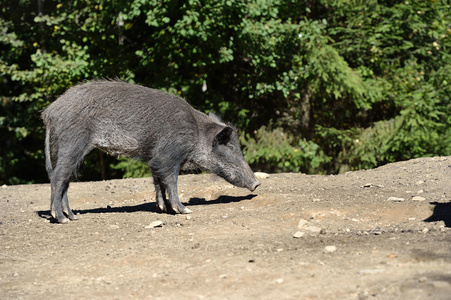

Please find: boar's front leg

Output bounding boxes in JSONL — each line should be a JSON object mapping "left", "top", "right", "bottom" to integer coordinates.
{"left": 164, "top": 173, "right": 192, "bottom": 214}
{"left": 152, "top": 172, "right": 192, "bottom": 214}
{"left": 150, "top": 146, "right": 192, "bottom": 214}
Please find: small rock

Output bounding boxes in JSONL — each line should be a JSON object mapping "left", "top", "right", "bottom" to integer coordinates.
{"left": 275, "top": 278, "right": 284, "bottom": 284}
{"left": 387, "top": 197, "right": 405, "bottom": 202}
{"left": 109, "top": 225, "right": 119, "bottom": 229}
{"left": 297, "top": 218, "right": 309, "bottom": 229}
{"left": 13, "top": 272, "right": 19, "bottom": 277}
{"left": 1, "top": 184, "right": 7, "bottom": 189}
{"left": 312, "top": 198, "right": 321, "bottom": 202}
{"left": 417, "top": 189, "right": 424, "bottom": 194}
{"left": 422, "top": 228, "right": 429, "bottom": 234}
{"left": 358, "top": 269, "right": 384, "bottom": 275}
{"left": 254, "top": 172, "right": 269, "bottom": 179}
{"left": 418, "top": 276, "right": 428, "bottom": 283}
{"left": 145, "top": 221, "right": 163, "bottom": 228}
{"left": 293, "top": 231, "right": 305, "bottom": 238}
{"left": 305, "top": 226, "right": 322, "bottom": 237}
{"left": 432, "top": 281, "right": 451, "bottom": 288}
{"left": 412, "top": 196, "right": 426, "bottom": 202}
{"left": 363, "top": 183, "right": 373, "bottom": 188}
{"left": 186, "top": 215, "right": 192, "bottom": 220}
{"left": 324, "top": 246, "right": 337, "bottom": 253}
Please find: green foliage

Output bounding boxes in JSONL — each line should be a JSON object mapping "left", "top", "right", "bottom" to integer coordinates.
{"left": 0, "top": 0, "right": 450, "bottom": 184}
{"left": 242, "top": 126, "right": 330, "bottom": 174}
{"left": 110, "top": 158, "right": 152, "bottom": 179}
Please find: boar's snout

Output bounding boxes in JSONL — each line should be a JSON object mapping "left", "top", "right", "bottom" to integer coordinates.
{"left": 249, "top": 180, "right": 261, "bottom": 192}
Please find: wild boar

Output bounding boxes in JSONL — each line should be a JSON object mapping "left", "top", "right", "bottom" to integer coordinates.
{"left": 42, "top": 80, "right": 260, "bottom": 223}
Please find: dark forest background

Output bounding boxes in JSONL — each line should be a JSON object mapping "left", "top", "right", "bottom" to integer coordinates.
{"left": 1, "top": 0, "right": 450, "bottom": 185}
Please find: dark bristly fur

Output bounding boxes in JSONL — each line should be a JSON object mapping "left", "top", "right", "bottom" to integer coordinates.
{"left": 42, "top": 80, "right": 260, "bottom": 223}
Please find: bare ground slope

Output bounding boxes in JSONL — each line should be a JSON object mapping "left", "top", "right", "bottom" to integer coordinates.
{"left": 1, "top": 156, "right": 451, "bottom": 299}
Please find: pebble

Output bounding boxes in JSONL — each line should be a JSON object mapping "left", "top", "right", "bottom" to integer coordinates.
{"left": 254, "top": 172, "right": 269, "bottom": 179}
{"left": 297, "top": 218, "right": 309, "bottom": 229}
{"left": 358, "top": 269, "right": 384, "bottom": 275}
{"left": 305, "top": 226, "right": 322, "bottom": 237}
{"left": 295, "top": 219, "right": 324, "bottom": 237}
{"left": 324, "top": 246, "right": 337, "bottom": 253}
{"left": 432, "top": 281, "right": 451, "bottom": 288}
{"left": 144, "top": 221, "right": 163, "bottom": 228}
{"left": 412, "top": 196, "right": 426, "bottom": 202}
{"left": 293, "top": 231, "right": 305, "bottom": 238}
{"left": 1, "top": 184, "right": 7, "bottom": 189}
{"left": 387, "top": 197, "right": 405, "bottom": 202}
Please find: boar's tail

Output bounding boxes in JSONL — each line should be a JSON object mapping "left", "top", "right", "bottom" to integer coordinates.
{"left": 44, "top": 126, "right": 54, "bottom": 179}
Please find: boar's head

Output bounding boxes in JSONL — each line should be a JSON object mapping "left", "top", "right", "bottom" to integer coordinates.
{"left": 204, "top": 116, "right": 261, "bottom": 192}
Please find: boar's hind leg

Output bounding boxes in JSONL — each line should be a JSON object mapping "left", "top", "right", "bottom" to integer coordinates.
{"left": 50, "top": 174, "right": 71, "bottom": 223}
{"left": 50, "top": 141, "right": 92, "bottom": 223}
{"left": 153, "top": 175, "right": 168, "bottom": 213}
{"left": 62, "top": 192, "right": 78, "bottom": 220}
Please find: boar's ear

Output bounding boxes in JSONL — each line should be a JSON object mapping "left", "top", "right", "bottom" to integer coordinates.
{"left": 208, "top": 112, "right": 222, "bottom": 123}
{"left": 213, "top": 126, "right": 233, "bottom": 146}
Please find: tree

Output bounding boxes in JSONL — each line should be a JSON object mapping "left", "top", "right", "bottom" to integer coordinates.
{"left": 1, "top": 0, "right": 450, "bottom": 184}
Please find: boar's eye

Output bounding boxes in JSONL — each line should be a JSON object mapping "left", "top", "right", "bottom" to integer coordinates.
{"left": 227, "top": 145, "right": 235, "bottom": 151}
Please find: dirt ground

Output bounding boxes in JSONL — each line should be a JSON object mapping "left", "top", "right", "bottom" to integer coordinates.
{"left": 1, "top": 156, "right": 450, "bottom": 299}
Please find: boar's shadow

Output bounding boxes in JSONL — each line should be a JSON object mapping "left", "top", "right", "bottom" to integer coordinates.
{"left": 36, "top": 194, "right": 258, "bottom": 222}
{"left": 188, "top": 194, "right": 257, "bottom": 206}
{"left": 423, "top": 202, "right": 451, "bottom": 228}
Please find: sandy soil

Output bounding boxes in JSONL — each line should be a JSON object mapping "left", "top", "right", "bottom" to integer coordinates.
{"left": 1, "top": 156, "right": 450, "bottom": 299}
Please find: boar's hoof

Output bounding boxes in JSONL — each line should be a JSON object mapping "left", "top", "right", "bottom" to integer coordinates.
{"left": 156, "top": 204, "right": 168, "bottom": 213}
{"left": 56, "top": 215, "right": 70, "bottom": 224}
{"left": 68, "top": 214, "right": 79, "bottom": 221}
{"left": 64, "top": 210, "right": 78, "bottom": 221}
{"left": 181, "top": 207, "right": 192, "bottom": 214}
{"left": 171, "top": 205, "right": 192, "bottom": 214}
{"left": 52, "top": 210, "right": 70, "bottom": 223}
